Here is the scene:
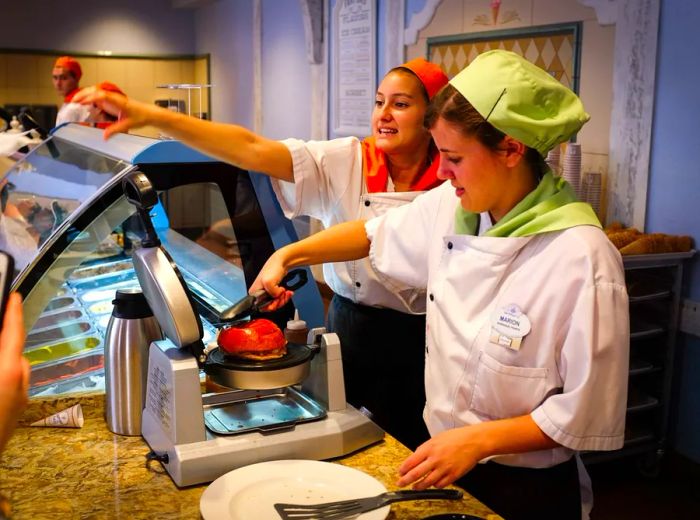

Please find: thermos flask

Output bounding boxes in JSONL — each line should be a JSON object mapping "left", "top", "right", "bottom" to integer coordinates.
{"left": 104, "top": 288, "right": 163, "bottom": 435}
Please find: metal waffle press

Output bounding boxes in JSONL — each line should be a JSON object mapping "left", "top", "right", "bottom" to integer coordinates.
{"left": 124, "top": 172, "right": 384, "bottom": 487}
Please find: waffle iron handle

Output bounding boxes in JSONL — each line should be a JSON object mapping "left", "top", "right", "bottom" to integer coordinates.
{"left": 122, "top": 172, "right": 161, "bottom": 248}
{"left": 188, "top": 340, "right": 207, "bottom": 366}
{"left": 218, "top": 269, "right": 310, "bottom": 323}
{"left": 250, "top": 269, "right": 309, "bottom": 310}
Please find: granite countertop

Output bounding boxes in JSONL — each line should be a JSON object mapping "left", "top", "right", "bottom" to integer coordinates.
{"left": 0, "top": 393, "right": 500, "bottom": 520}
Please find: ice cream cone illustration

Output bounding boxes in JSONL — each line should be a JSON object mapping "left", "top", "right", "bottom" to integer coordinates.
{"left": 31, "top": 403, "right": 84, "bottom": 428}
{"left": 491, "top": 0, "right": 501, "bottom": 25}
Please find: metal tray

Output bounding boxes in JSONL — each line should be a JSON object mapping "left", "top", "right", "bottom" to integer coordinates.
{"left": 24, "top": 335, "right": 102, "bottom": 367}
{"left": 68, "top": 268, "right": 137, "bottom": 292}
{"left": 43, "top": 296, "right": 79, "bottom": 313}
{"left": 85, "top": 300, "right": 116, "bottom": 317}
{"left": 68, "top": 259, "right": 134, "bottom": 280}
{"left": 29, "top": 368, "right": 105, "bottom": 398}
{"left": 203, "top": 386, "right": 326, "bottom": 436}
{"left": 33, "top": 309, "right": 86, "bottom": 331}
{"left": 29, "top": 352, "right": 104, "bottom": 388}
{"left": 26, "top": 321, "right": 93, "bottom": 348}
{"left": 76, "top": 281, "right": 140, "bottom": 305}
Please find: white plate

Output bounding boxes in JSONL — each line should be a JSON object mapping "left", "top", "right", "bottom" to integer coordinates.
{"left": 200, "top": 459, "right": 389, "bottom": 520}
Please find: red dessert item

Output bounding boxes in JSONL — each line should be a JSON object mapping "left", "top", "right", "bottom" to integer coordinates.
{"left": 217, "top": 318, "right": 287, "bottom": 360}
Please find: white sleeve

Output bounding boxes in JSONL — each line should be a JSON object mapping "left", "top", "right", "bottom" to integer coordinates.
{"left": 365, "top": 185, "right": 446, "bottom": 291}
{"left": 56, "top": 103, "right": 90, "bottom": 125}
{"left": 269, "top": 137, "right": 361, "bottom": 224}
{"left": 531, "top": 276, "right": 630, "bottom": 452}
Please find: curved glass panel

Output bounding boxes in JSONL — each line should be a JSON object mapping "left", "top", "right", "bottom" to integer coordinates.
{"left": 24, "top": 182, "right": 249, "bottom": 398}
{"left": 0, "top": 136, "right": 130, "bottom": 276}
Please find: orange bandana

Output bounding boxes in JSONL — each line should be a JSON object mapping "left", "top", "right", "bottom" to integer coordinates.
{"left": 54, "top": 56, "right": 82, "bottom": 80}
{"left": 362, "top": 136, "right": 442, "bottom": 193}
{"left": 97, "top": 81, "right": 125, "bottom": 96}
{"left": 64, "top": 87, "right": 81, "bottom": 103}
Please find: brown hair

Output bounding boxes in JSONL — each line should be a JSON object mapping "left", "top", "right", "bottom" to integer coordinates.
{"left": 388, "top": 67, "right": 430, "bottom": 103}
{"left": 425, "top": 84, "right": 548, "bottom": 179}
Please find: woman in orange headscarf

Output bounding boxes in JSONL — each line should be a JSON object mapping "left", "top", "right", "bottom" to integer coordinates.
{"left": 75, "top": 59, "right": 449, "bottom": 449}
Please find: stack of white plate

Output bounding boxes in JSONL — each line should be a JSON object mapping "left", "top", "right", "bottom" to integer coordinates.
{"left": 546, "top": 144, "right": 562, "bottom": 176}
{"left": 582, "top": 171, "right": 602, "bottom": 217}
{"left": 562, "top": 143, "right": 582, "bottom": 198}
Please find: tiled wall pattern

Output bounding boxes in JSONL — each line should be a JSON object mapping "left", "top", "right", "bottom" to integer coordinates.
{"left": 429, "top": 32, "right": 575, "bottom": 88}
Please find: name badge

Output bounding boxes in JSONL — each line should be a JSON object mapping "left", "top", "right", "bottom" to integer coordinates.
{"left": 489, "top": 304, "right": 531, "bottom": 351}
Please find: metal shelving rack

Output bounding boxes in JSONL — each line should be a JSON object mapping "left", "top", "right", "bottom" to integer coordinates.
{"left": 583, "top": 251, "right": 694, "bottom": 473}
{"left": 156, "top": 83, "right": 213, "bottom": 119}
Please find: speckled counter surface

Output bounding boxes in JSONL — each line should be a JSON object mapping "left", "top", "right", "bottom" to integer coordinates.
{"left": 0, "top": 394, "right": 500, "bottom": 520}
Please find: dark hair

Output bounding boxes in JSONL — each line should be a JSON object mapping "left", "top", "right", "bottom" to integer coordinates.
{"left": 388, "top": 67, "right": 429, "bottom": 103}
{"left": 425, "top": 84, "right": 548, "bottom": 179}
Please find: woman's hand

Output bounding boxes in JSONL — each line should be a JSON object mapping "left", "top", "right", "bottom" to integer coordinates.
{"left": 0, "top": 293, "right": 29, "bottom": 455}
{"left": 397, "top": 415, "right": 560, "bottom": 489}
{"left": 250, "top": 252, "right": 294, "bottom": 311}
{"left": 73, "top": 87, "right": 152, "bottom": 138}
{"left": 397, "top": 426, "right": 484, "bottom": 490}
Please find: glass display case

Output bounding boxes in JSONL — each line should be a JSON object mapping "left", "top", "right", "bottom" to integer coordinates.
{"left": 1, "top": 124, "right": 323, "bottom": 397}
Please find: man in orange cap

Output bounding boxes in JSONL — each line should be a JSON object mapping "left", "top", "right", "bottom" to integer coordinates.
{"left": 52, "top": 56, "right": 90, "bottom": 126}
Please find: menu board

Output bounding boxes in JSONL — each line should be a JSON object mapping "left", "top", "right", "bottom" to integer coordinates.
{"left": 332, "top": 0, "right": 376, "bottom": 137}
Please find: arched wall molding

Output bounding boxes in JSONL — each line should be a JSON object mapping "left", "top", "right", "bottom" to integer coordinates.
{"left": 405, "top": 0, "right": 443, "bottom": 46}
{"left": 580, "top": 0, "right": 659, "bottom": 228}
{"left": 579, "top": 0, "right": 617, "bottom": 25}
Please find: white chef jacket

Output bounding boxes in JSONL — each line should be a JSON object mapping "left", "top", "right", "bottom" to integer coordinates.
{"left": 365, "top": 181, "right": 630, "bottom": 468}
{"left": 270, "top": 137, "right": 425, "bottom": 313}
{"left": 55, "top": 102, "right": 90, "bottom": 127}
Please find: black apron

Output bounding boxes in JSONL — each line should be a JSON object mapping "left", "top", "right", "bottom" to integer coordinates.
{"left": 328, "top": 294, "right": 429, "bottom": 450}
{"left": 456, "top": 457, "right": 582, "bottom": 520}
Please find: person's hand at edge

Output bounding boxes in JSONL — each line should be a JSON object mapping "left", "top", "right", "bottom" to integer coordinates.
{"left": 73, "top": 87, "right": 150, "bottom": 139}
{"left": 0, "top": 293, "right": 29, "bottom": 455}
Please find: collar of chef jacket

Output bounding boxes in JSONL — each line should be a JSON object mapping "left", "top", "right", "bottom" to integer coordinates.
{"left": 454, "top": 170, "right": 601, "bottom": 237}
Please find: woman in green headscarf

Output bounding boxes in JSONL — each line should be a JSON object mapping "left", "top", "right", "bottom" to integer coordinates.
{"left": 251, "top": 50, "right": 629, "bottom": 519}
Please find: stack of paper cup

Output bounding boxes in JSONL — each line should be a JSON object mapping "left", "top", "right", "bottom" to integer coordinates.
{"left": 562, "top": 143, "right": 582, "bottom": 198}
{"left": 582, "top": 171, "right": 602, "bottom": 217}
{"left": 546, "top": 144, "right": 562, "bottom": 176}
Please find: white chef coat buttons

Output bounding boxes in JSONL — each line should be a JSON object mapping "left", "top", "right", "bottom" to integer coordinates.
{"left": 489, "top": 303, "right": 532, "bottom": 351}
{"left": 429, "top": 293, "right": 434, "bottom": 301}
{"left": 447, "top": 242, "right": 453, "bottom": 250}
{"left": 364, "top": 200, "right": 371, "bottom": 207}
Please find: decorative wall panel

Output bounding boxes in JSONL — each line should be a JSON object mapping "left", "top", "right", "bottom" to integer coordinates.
{"left": 428, "top": 23, "right": 580, "bottom": 92}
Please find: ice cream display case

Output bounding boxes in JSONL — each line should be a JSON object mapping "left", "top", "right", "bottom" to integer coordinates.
{"left": 1, "top": 124, "right": 323, "bottom": 397}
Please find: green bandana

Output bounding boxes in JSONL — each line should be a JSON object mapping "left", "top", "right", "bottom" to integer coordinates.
{"left": 454, "top": 171, "right": 601, "bottom": 237}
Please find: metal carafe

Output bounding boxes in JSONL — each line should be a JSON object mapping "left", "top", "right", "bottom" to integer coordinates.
{"left": 104, "top": 288, "right": 163, "bottom": 435}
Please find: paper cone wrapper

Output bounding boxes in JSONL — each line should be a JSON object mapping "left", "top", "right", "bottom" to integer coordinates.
{"left": 31, "top": 403, "right": 84, "bottom": 428}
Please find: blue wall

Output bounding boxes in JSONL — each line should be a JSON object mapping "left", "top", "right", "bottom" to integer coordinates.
{"left": 195, "top": 0, "right": 255, "bottom": 126}
{"left": 0, "top": 0, "right": 196, "bottom": 54}
{"left": 262, "top": 0, "right": 312, "bottom": 140}
{"left": 648, "top": 0, "right": 700, "bottom": 462}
